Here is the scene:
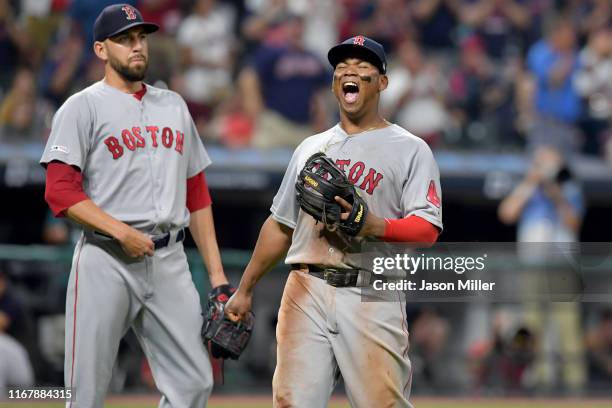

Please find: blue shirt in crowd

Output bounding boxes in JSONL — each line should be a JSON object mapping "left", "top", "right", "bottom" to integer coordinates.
{"left": 518, "top": 181, "right": 584, "bottom": 242}
{"left": 250, "top": 46, "right": 329, "bottom": 125}
{"left": 527, "top": 40, "right": 582, "bottom": 124}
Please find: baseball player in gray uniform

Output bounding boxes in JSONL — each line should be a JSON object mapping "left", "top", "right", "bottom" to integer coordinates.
{"left": 226, "top": 36, "right": 443, "bottom": 407}
{"left": 40, "top": 4, "right": 230, "bottom": 407}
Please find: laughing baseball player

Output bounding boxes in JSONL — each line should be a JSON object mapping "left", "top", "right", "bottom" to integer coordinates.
{"left": 40, "top": 4, "right": 234, "bottom": 407}
{"left": 226, "top": 36, "right": 443, "bottom": 407}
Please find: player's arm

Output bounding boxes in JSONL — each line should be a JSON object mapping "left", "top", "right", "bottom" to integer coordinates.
{"left": 189, "top": 207, "right": 228, "bottom": 288}
{"left": 335, "top": 196, "right": 439, "bottom": 243}
{"left": 185, "top": 171, "right": 228, "bottom": 288}
{"left": 66, "top": 201, "right": 154, "bottom": 256}
{"left": 45, "top": 161, "right": 154, "bottom": 257}
{"left": 225, "top": 216, "right": 293, "bottom": 321}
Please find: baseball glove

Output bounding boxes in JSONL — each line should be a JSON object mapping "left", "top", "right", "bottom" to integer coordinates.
{"left": 295, "top": 152, "right": 368, "bottom": 236}
{"left": 202, "top": 284, "right": 253, "bottom": 360}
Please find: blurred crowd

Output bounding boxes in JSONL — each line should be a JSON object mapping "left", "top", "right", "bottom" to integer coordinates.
{"left": 0, "top": 0, "right": 611, "bottom": 159}
{"left": 2, "top": 0, "right": 612, "bottom": 397}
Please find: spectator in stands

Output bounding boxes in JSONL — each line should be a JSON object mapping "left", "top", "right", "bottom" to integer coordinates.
{"left": 470, "top": 322, "right": 536, "bottom": 394}
{"left": 568, "top": 0, "right": 612, "bottom": 42}
{"left": 586, "top": 309, "right": 612, "bottom": 390}
{"left": 68, "top": 0, "right": 136, "bottom": 45}
{"left": 238, "top": 15, "right": 330, "bottom": 148}
{"left": 381, "top": 40, "right": 449, "bottom": 146}
{"left": 458, "top": 0, "right": 531, "bottom": 60}
{"left": 138, "top": 0, "right": 181, "bottom": 33}
{"left": 411, "top": 0, "right": 460, "bottom": 51}
{"left": 351, "top": 0, "right": 414, "bottom": 54}
{"left": 176, "top": 0, "right": 236, "bottom": 118}
{"left": 526, "top": 16, "right": 581, "bottom": 154}
{"left": 448, "top": 35, "right": 513, "bottom": 146}
{"left": 0, "top": 0, "right": 31, "bottom": 92}
{"left": 39, "top": 24, "right": 86, "bottom": 107}
{"left": 499, "top": 144, "right": 583, "bottom": 242}
{"left": 209, "top": 91, "right": 254, "bottom": 148}
{"left": 242, "top": 0, "right": 340, "bottom": 61}
{"left": 409, "top": 308, "right": 450, "bottom": 392}
{"left": 575, "top": 25, "right": 612, "bottom": 156}
{"left": 0, "top": 67, "right": 53, "bottom": 143}
{"left": 137, "top": 0, "right": 181, "bottom": 83}
{"left": 301, "top": 0, "right": 341, "bottom": 62}
{"left": 337, "top": 0, "right": 369, "bottom": 40}
{"left": 498, "top": 144, "right": 586, "bottom": 393}
{"left": 242, "top": 0, "right": 296, "bottom": 46}
{"left": 16, "top": 0, "right": 62, "bottom": 69}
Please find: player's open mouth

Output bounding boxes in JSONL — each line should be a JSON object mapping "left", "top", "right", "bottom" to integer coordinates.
{"left": 342, "top": 82, "right": 359, "bottom": 104}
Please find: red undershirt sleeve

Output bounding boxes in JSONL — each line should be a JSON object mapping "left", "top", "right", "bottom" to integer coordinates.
{"left": 382, "top": 215, "right": 440, "bottom": 243}
{"left": 186, "top": 171, "right": 212, "bottom": 213}
{"left": 44, "top": 161, "right": 89, "bottom": 217}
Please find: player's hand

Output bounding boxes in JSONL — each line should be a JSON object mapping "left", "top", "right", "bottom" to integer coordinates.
{"left": 224, "top": 288, "right": 253, "bottom": 323}
{"left": 116, "top": 226, "right": 154, "bottom": 258}
{"left": 335, "top": 196, "right": 385, "bottom": 237}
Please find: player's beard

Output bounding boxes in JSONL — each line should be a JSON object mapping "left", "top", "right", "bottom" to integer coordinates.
{"left": 109, "top": 54, "right": 148, "bottom": 82}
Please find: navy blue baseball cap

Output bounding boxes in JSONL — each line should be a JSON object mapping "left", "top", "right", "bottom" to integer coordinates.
{"left": 328, "top": 36, "right": 387, "bottom": 74}
{"left": 94, "top": 4, "right": 159, "bottom": 42}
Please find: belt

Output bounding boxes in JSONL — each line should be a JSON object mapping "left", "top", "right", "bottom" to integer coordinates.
{"left": 152, "top": 228, "right": 185, "bottom": 250}
{"left": 90, "top": 228, "right": 185, "bottom": 250}
{"left": 292, "top": 264, "right": 374, "bottom": 287}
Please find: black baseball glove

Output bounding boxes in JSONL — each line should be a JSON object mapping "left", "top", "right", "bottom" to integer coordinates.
{"left": 202, "top": 284, "right": 253, "bottom": 360}
{"left": 295, "top": 152, "right": 368, "bottom": 236}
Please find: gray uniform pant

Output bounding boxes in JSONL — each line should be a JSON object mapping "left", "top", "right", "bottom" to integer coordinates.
{"left": 273, "top": 270, "right": 413, "bottom": 408}
{"left": 64, "top": 235, "right": 212, "bottom": 408}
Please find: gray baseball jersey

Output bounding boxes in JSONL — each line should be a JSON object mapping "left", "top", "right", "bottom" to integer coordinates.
{"left": 270, "top": 123, "right": 442, "bottom": 408}
{"left": 41, "top": 80, "right": 211, "bottom": 233}
{"left": 40, "top": 81, "right": 214, "bottom": 408}
{"left": 272, "top": 123, "right": 443, "bottom": 268}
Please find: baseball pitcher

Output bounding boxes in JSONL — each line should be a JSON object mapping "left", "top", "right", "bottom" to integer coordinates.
{"left": 40, "top": 4, "right": 233, "bottom": 407}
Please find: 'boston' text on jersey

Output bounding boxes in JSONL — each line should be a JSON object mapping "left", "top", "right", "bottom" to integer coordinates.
{"left": 335, "top": 159, "right": 383, "bottom": 195}
{"left": 103, "top": 126, "right": 185, "bottom": 159}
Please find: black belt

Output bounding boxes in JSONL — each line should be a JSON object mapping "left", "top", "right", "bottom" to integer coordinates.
{"left": 153, "top": 228, "right": 185, "bottom": 250}
{"left": 292, "top": 264, "right": 361, "bottom": 287}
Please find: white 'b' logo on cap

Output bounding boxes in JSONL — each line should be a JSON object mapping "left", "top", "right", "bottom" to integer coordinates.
{"left": 122, "top": 6, "right": 137, "bottom": 20}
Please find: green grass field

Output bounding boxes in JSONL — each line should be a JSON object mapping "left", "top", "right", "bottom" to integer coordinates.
{"left": 3, "top": 396, "right": 612, "bottom": 408}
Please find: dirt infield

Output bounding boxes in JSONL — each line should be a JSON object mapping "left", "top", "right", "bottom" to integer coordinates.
{"left": 3, "top": 395, "right": 612, "bottom": 408}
